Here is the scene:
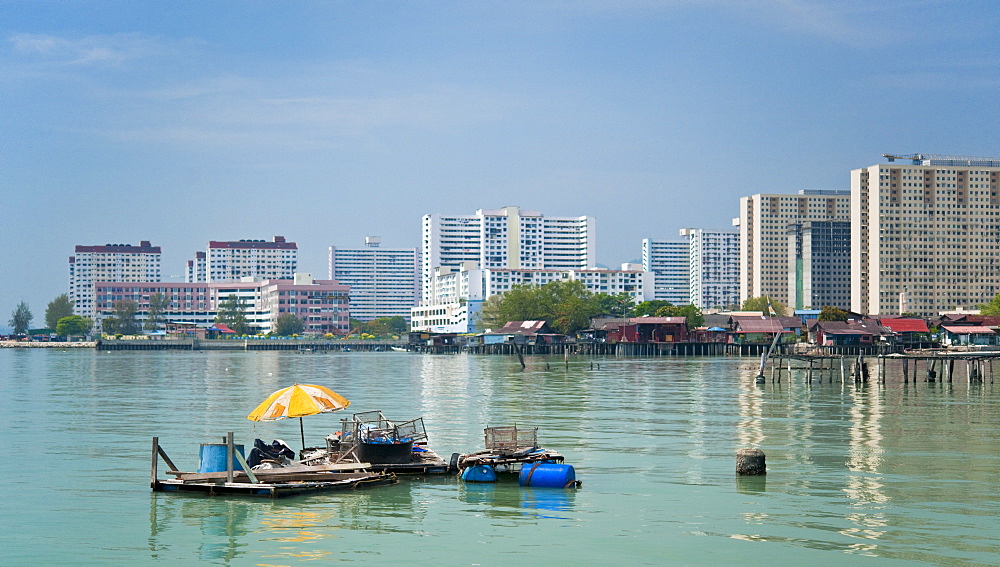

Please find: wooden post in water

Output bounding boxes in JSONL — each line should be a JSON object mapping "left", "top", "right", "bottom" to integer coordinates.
{"left": 736, "top": 448, "right": 766, "bottom": 475}
{"left": 151, "top": 437, "right": 159, "bottom": 488}
{"left": 839, "top": 356, "right": 845, "bottom": 383}
{"left": 949, "top": 360, "right": 955, "bottom": 383}
{"left": 903, "top": 358, "right": 909, "bottom": 383}
{"left": 226, "top": 431, "right": 235, "bottom": 484}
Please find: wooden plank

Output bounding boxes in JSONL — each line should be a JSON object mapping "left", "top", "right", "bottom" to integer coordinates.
{"left": 168, "top": 462, "right": 372, "bottom": 481}
{"left": 233, "top": 449, "right": 258, "bottom": 484}
{"left": 157, "top": 446, "right": 179, "bottom": 471}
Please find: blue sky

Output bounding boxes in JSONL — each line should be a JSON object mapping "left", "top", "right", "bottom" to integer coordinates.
{"left": 1, "top": 0, "right": 997, "bottom": 325}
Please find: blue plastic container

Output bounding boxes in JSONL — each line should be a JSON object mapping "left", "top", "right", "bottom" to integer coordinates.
{"left": 519, "top": 462, "right": 576, "bottom": 488}
{"left": 460, "top": 464, "right": 497, "bottom": 483}
{"left": 198, "top": 443, "right": 245, "bottom": 473}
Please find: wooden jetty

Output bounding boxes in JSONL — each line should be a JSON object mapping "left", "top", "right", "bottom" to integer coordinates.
{"left": 151, "top": 433, "right": 397, "bottom": 498}
{"left": 756, "top": 349, "right": 999, "bottom": 384}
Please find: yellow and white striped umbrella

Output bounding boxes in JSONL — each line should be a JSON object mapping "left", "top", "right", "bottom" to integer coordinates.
{"left": 247, "top": 384, "right": 350, "bottom": 450}
{"left": 247, "top": 384, "right": 350, "bottom": 422}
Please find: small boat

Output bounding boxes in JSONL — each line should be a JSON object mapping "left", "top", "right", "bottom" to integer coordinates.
{"left": 390, "top": 346, "right": 407, "bottom": 352}
{"left": 300, "top": 411, "right": 450, "bottom": 475}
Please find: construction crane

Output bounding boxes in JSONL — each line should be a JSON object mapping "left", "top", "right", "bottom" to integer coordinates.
{"left": 883, "top": 153, "right": 1000, "bottom": 166}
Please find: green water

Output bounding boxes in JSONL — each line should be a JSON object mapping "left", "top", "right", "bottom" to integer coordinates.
{"left": 1, "top": 350, "right": 997, "bottom": 565}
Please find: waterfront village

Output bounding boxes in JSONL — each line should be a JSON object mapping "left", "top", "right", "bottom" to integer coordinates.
{"left": 5, "top": 153, "right": 1000, "bottom": 359}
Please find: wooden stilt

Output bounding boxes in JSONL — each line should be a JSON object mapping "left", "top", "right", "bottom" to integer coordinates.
{"left": 903, "top": 359, "right": 909, "bottom": 383}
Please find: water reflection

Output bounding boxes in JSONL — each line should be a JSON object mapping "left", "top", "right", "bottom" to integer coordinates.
{"left": 149, "top": 494, "right": 256, "bottom": 564}
{"left": 457, "top": 481, "right": 577, "bottom": 520}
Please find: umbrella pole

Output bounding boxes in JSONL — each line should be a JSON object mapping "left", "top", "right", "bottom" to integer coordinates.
{"left": 300, "top": 417, "right": 306, "bottom": 454}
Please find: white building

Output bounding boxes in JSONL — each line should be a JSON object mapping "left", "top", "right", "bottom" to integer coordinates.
{"left": 851, "top": 154, "right": 1000, "bottom": 316}
{"left": 739, "top": 190, "right": 851, "bottom": 307}
{"left": 328, "top": 236, "right": 419, "bottom": 322}
{"left": 679, "top": 228, "right": 740, "bottom": 310}
{"left": 69, "top": 241, "right": 161, "bottom": 319}
{"left": 410, "top": 263, "right": 652, "bottom": 333}
{"left": 185, "top": 236, "right": 298, "bottom": 283}
{"left": 421, "top": 206, "right": 595, "bottom": 303}
{"left": 641, "top": 238, "right": 690, "bottom": 304}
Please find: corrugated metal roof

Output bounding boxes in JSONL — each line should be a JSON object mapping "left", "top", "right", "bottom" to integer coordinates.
{"left": 879, "top": 318, "right": 929, "bottom": 333}
{"left": 941, "top": 325, "right": 997, "bottom": 334}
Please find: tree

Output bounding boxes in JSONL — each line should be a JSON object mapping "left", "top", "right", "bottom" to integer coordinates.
{"left": 476, "top": 280, "right": 602, "bottom": 335}
{"left": 633, "top": 300, "right": 675, "bottom": 318}
{"left": 818, "top": 305, "right": 849, "bottom": 322}
{"left": 215, "top": 294, "right": 252, "bottom": 335}
{"left": 365, "top": 316, "right": 408, "bottom": 337}
{"left": 274, "top": 313, "right": 305, "bottom": 336}
{"left": 741, "top": 296, "right": 787, "bottom": 317}
{"left": 56, "top": 315, "right": 93, "bottom": 337}
{"left": 144, "top": 292, "right": 170, "bottom": 331}
{"left": 977, "top": 293, "right": 1000, "bottom": 316}
{"left": 45, "top": 294, "right": 74, "bottom": 330}
{"left": 654, "top": 303, "right": 705, "bottom": 329}
{"left": 594, "top": 292, "right": 635, "bottom": 318}
{"left": 103, "top": 300, "right": 141, "bottom": 335}
{"left": 9, "top": 301, "right": 32, "bottom": 335}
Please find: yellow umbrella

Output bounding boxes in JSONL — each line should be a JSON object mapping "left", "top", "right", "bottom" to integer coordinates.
{"left": 247, "top": 384, "right": 350, "bottom": 450}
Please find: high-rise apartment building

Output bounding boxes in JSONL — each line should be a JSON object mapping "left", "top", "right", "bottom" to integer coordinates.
{"left": 739, "top": 190, "right": 850, "bottom": 307}
{"left": 787, "top": 221, "right": 851, "bottom": 310}
{"left": 185, "top": 252, "right": 206, "bottom": 283}
{"left": 641, "top": 238, "right": 690, "bottom": 305}
{"left": 421, "top": 206, "right": 595, "bottom": 303}
{"left": 679, "top": 228, "right": 740, "bottom": 310}
{"left": 69, "top": 241, "right": 161, "bottom": 319}
{"left": 328, "top": 236, "right": 419, "bottom": 322}
{"left": 185, "top": 236, "right": 298, "bottom": 283}
{"left": 851, "top": 154, "right": 1000, "bottom": 316}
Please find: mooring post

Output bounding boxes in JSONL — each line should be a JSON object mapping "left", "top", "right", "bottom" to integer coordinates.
{"left": 903, "top": 358, "right": 909, "bottom": 383}
{"left": 840, "top": 356, "right": 846, "bottom": 382}
{"left": 226, "top": 431, "right": 235, "bottom": 484}
{"left": 736, "top": 448, "right": 766, "bottom": 475}
{"left": 151, "top": 437, "right": 158, "bottom": 488}
{"left": 949, "top": 360, "right": 955, "bottom": 383}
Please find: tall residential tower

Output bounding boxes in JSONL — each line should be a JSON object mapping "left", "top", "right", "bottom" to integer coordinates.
{"left": 68, "top": 241, "right": 162, "bottom": 319}
{"left": 329, "top": 236, "right": 419, "bottom": 321}
{"left": 421, "top": 207, "right": 595, "bottom": 303}
{"left": 851, "top": 154, "right": 1000, "bottom": 316}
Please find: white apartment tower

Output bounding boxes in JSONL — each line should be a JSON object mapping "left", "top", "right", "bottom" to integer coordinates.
{"left": 739, "top": 190, "right": 851, "bottom": 307}
{"left": 68, "top": 241, "right": 162, "bottom": 319}
{"left": 851, "top": 154, "right": 1000, "bottom": 317}
{"left": 185, "top": 236, "right": 298, "bottom": 283}
{"left": 641, "top": 238, "right": 690, "bottom": 305}
{"left": 421, "top": 207, "right": 595, "bottom": 303}
{"left": 679, "top": 228, "right": 740, "bottom": 310}
{"left": 329, "top": 236, "right": 419, "bottom": 322}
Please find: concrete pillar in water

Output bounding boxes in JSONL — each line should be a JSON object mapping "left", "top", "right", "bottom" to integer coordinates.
{"left": 736, "top": 448, "right": 766, "bottom": 475}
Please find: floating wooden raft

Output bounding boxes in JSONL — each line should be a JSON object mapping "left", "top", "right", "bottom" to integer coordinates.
{"left": 151, "top": 435, "right": 397, "bottom": 498}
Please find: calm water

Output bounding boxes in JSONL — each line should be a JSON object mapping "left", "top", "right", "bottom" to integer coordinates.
{"left": 1, "top": 349, "right": 997, "bottom": 565}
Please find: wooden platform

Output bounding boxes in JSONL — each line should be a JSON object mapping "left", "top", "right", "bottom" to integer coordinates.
{"left": 457, "top": 448, "right": 565, "bottom": 472}
{"left": 299, "top": 444, "right": 451, "bottom": 475}
{"left": 151, "top": 435, "right": 397, "bottom": 498}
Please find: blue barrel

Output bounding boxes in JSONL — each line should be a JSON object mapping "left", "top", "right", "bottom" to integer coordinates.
{"left": 519, "top": 462, "right": 576, "bottom": 488}
{"left": 198, "top": 443, "right": 245, "bottom": 473}
{"left": 460, "top": 464, "right": 497, "bottom": 483}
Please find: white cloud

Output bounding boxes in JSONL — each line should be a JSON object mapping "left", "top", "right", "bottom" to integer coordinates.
{"left": 8, "top": 32, "right": 189, "bottom": 65}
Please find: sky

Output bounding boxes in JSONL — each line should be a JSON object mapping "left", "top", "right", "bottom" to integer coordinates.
{"left": 1, "top": 0, "right": 997, "bottom": 327}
